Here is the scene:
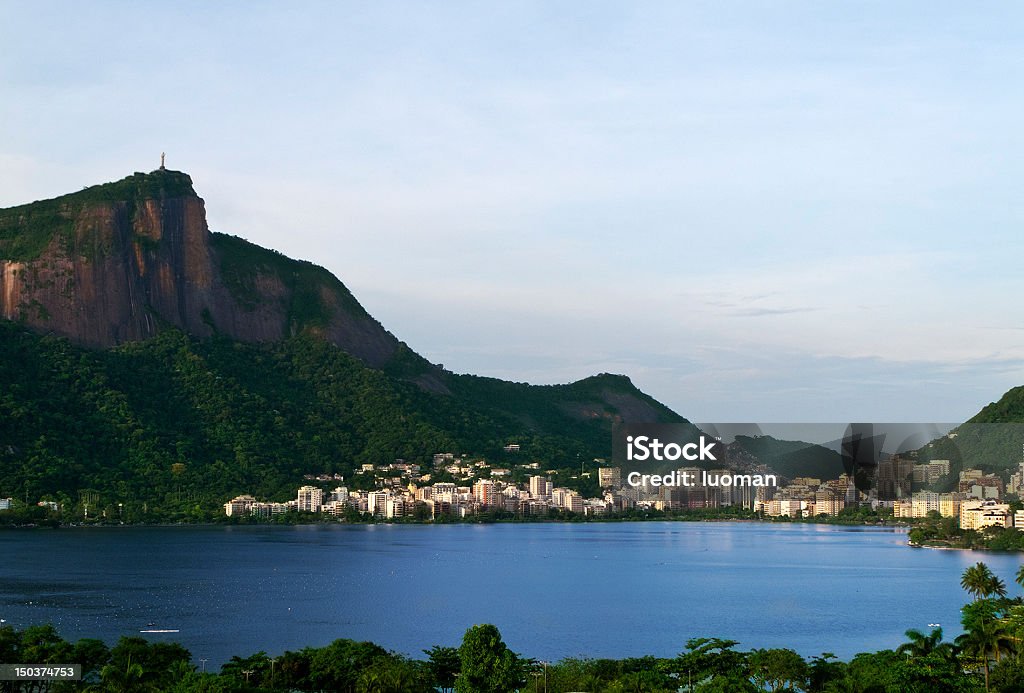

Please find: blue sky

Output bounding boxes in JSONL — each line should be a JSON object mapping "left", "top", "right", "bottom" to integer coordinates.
{"left": 2, "top": 2, "right": 1023, "bottom": 422}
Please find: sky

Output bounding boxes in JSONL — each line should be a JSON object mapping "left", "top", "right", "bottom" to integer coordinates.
{"left": 2, "top": 2, "right": 1023, "bottom": 423}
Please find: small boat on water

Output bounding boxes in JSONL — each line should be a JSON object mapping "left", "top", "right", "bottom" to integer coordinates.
{"left": 140, "top": 624, "right": 179, "bottom": 633}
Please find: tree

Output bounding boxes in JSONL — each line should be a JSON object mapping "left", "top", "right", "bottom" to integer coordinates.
{"left": 73, "top": 638, "right": 112, "bottom": 684}
{"left": 355, "top": 656, "right": 432, "bottom": 693}
{"left": 108, "top": 636, "right": 192, "bottom": 675}
{"left": 543, "top": 658, "right": 619, "bottom": 693}
{"left": 957, "top": 601, "right": 1016, "bottom": 692}
{"left": 806, "top": 653, "right": 844, "bottom": 692}
{"left": 17, "top": 624, "right": 74, "bottom": 667}
{"left": 93, "top": 655, "right": 159, "bottom": 693}
{"left": 835, "top": 650, "right": 902, "bottom": 692}
{"left": 306, "top": 639, "right": 388, "bottom": 692}
{"left": 0, "top": 626, "right": 20, "bottom": 666}
{"left": 676, "top": 637, "right": 746, "bottom": 676}
{"left": 748, "top": 648, "right": 808, "bottom": 692}
{"left": 989, "top": 657, "right": 1024, "bottom": 693}
{"left": 892, "top": 650, "right": 970, "bottom": 693}
{"left": 671, "top": 637, "right": 749, "bottom": 689}
{"left": 424, "top": 645, "right": 460, "bottom": 693}
{"left": 962, "top": 562, "right": 1007, "bottom": 601}
{"left": 896, "top": 627, "right": 954, "bottom": 661}
{"left": 455, "top": 624, "right": 525, "bottom": 693}
{"left": 220, "top": 651, "right": 269, "bottom": 688}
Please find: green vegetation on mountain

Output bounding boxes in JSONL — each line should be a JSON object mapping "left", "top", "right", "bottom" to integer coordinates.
{"left": 907, "top": 387, "right": 1024, "bottom": 482}
{"left": 0, "top": 170, "right": 194, "bottom": 262}
{"left": 971, "top": 387, "right": 1024, "bottom": 425}
{"left": 732, "top": 435, "right": 845, "bottom": 480}
{"left": 0, "top": 169, "right": 685, "bottom": 521}
{"left": 0, "top": 321, "right": 681, "bottom": 521}
{"left": 210, "top": 232, "right": 365, "bottom": 325}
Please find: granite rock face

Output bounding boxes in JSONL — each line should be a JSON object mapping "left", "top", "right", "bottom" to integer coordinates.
{"left": 0, "top": 169, "right": 400, "bottom": 367}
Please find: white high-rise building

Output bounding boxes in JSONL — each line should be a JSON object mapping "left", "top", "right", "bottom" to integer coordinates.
{"left": 367, "top": 491, "right": 389, "bottom": 516}
{"left": 297, "top": 486, "right": 323, "bottom": 513}
{"left": 564, "top": 492, "right": 584, "bottom": 514}
{"left": 529, "top": 476, "right": 550, "bottom": 499}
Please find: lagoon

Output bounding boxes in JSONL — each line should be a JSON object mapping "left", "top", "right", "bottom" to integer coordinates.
{"left": 1, "top": 522, "right": 1019, "bottom": 667}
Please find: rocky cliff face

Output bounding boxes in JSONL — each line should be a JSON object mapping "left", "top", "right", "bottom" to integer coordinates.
{"left": 0, "top": 169, "right": 401, "bottom": 367}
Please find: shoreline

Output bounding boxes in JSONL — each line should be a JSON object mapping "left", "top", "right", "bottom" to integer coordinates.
{"left": 909, "top": 539, "right": 1024, "bottom": 553}
{"left": 4, "top": 514, "right": 910, "bottom": 531}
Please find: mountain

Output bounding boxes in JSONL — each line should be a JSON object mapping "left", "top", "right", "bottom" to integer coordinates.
{"left": 902, "top": 387, "right": 1024, "bottom": 489}
{"left": 729, "top": 435, "right": 845, "bottom": 481}
{"left": 0, "top": 168, "right": 404, "bottom": 369}
{"left": 0, "top": 169, "right": 683, "bottom": 518}
{"left": 969, "top": 386, "right": 1024, "bottom": 425}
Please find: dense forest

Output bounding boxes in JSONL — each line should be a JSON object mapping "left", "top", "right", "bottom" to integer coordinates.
{"left": 0, "top": 321, "right": 681, "bottom": 521}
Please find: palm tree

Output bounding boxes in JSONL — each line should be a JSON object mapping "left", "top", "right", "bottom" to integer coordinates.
{"left": 1003, "top": 604, "right": 1024, "bottom": 663}
{"left": 1015, "top": 564, "right": 1024, "bottom": 591}
{"left": 962, "top": 562, "right": 1007, "bottom": 601}
{"left": 956, "top": 617, "right": 1015, "bottom": 691}
{"left": 88, "top": 655, "right": 157, "bottom": 693}
{"left": 896, "top": 627, "right": 953, "bottom": 661}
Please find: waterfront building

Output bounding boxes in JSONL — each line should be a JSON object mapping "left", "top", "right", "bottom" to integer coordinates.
{"left": 960, "top": 499, "right": 1012, "bottom": 530}
{"left": 565, "top": 492, "right": 584, "bottom": 514}
{"left": 297, "top": 486, "right": 323, "bottom": 513}
{"left": 598, "top": 467, "right": 622, "bottom": 489}
{"left": 529, "top": 475, "right": 550, "bottom": 499}
{"left": 939, "top": 493, "right": 965, "bottom": 519}
{"left": 385, "top": 497, "right": 406, "bottom": 518}
{"left": 224, "top": 494, "right": 257, "bottom": 517}
{"left": 812, "top": 489, "right": 844, "bottom": 516}
{"left": 367, "top": 491, "right": 389, "bottom": 516}
{"left": 321, "top": 500, "right": 346, "bottom": 516}
{"left": 473, "top": 479, "right": 499, "bottom": 508}
{"left": 1009, "top": 464, "right": 1024, "bottom": 497}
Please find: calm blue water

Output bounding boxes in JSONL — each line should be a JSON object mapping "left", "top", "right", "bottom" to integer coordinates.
{"left": 1, "top": 522, "right": 1020, "bottom": 667}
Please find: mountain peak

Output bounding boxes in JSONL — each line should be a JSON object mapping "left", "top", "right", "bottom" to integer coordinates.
{"left": 79, "top": 168, "right": 197, "bottom": 201}
{"left": 0, "top": 170, "right": 402, "bottom": 368}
